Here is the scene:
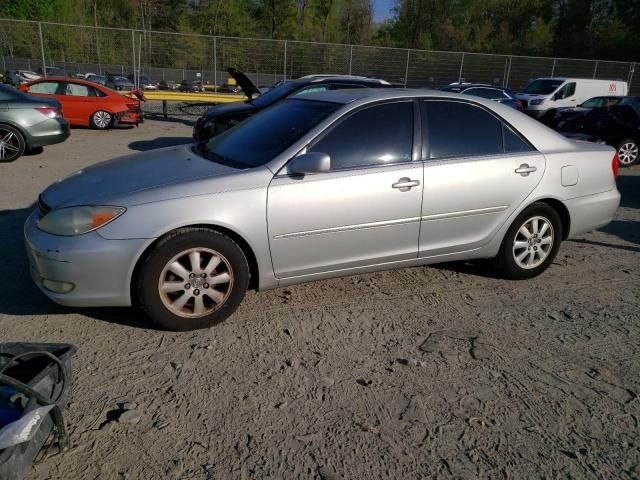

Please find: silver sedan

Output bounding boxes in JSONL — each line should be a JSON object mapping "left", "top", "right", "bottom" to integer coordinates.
{"left": 25, "top": 90, "right": 621, "bottom": 330}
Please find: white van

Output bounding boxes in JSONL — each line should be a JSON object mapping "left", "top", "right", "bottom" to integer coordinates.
{"left": 515, "top": 77, "right": 628, "bottom": 118}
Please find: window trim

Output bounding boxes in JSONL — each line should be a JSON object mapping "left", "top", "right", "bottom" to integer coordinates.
{"left": 420, "top": 98, "right": 535, "bottom": 162}
{"left": 299, "top": 98, "right": 421, "bottom": 173}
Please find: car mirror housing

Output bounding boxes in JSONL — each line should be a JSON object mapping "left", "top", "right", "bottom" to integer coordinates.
{"left": 288, "top": 152, "right": 331, "bottom": 175}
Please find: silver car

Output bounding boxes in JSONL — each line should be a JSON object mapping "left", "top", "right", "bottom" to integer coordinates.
{"left": 25, "top": 90, "right": 621, "bottom": 330}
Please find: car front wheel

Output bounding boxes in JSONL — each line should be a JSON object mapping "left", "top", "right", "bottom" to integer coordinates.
{"left": 617, "top": 139, "right": 639, "bottom": 167}
{"left": 137, "top": 228, "right": 249, "bottom": 331}
{"left": 493, "top": 203, "right": 562, "bottom": 280}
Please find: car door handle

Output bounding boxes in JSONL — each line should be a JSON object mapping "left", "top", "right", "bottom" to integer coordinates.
{"left": 515, "top": 164, "right": 537, "bottom": 176}
{"left": 392, "top": 177, "right": 420, "bottom": 192}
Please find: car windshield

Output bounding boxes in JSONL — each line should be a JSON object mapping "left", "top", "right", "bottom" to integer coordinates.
{"left": 580, "top": 97, "right": 622, "bottom": 108}
{"left": 114, "top": 76, "right": 129, "bottom": 82}
{"left": 619, "top": 97, "right": 640, "bottom": 114}
{"left": 249, "top": 81, "right": 301, "bottom": 108}
{"left": 196, "top": 99, "right": 341, "bottom": 168}
{"left": 522, "top": 79, "right": 564, "bottom": 95}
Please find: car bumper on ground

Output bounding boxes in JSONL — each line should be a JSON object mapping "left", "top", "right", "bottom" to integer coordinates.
{"left": 27, "top": 118, "right": 70, "bottom": 148}
{"left": 24, "top": 209, "right": 148, "bottom": 307}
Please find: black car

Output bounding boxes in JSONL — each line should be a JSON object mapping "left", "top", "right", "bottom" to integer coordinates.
{"left": 193, "top": 68, "right": 393, "bottom": 141}
{"left": 179, "top": 80, "right": 204, "bottom": 93}
{"left": 558, "top": 97, "right": 640, "bottom": 167}
{"left": 539, "top": 95, "right": 627, "bottom": 128}
{"left": 440, "top": 83, "right": 523, "bottom": 110}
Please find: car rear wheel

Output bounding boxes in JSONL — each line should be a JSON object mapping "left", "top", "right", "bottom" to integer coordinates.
{"left": 617, "top": 139, "right": 639, "bottom": 167}
{"left": 493, "top": 203, "right": 562, "bottom": 280}
{"left": 137, "top": 228, "right": 249, "bottom": 331}
{"left": 0, "top": 124, "right": 26, "bottom": 162}
{"left": 90, "top": 110, "right": 112, "bottom": 130}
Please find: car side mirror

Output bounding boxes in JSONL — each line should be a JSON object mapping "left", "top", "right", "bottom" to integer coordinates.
{"left": 288, "top": 152, "right": 331, "bottom": 175}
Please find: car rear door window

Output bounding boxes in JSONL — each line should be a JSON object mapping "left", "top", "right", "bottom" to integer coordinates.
{"left": 64, "top": 83, "right": 92, "bottom": 96}
{"left": 425, "top": 100, "right": 503, "bottom": 159}
{"left": 310, "top": 101, "right": 414, "bottom": 170}
{"left": 28, "top": 82, "right": 60, "bottom": 94}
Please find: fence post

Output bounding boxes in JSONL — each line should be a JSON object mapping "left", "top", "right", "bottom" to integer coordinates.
{"left": 283, "top": 40, "right": 287, "bottom": 80}
{"left": 593, "top": 60, "right": 599, "bottom": 79}
{"left": 348, "top": 45, "right": 353, "bottom": 75}
{"left": 213, "top": 36, "right": 217, "bottom": 87}
{"left": 404, "top": 49, "right": 410, "bottom": 86}
{"left": 38, "top": 22, "right": 46, "bottom": 74}
{"left": 458, "top": 52, "right": 465, "bottom": 83}
{"left": 551, "top": 58, "right": 556, "bottom": 76}
{"left": 131, "top": 29, "right": 136, "bottom": 80}
{"left": 629, "top": 63, "right": 635, "bottom": 92}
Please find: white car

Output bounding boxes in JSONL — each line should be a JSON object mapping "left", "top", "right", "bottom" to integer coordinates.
{"left": 516, "top": 78, "right": 628, "bottom": 118}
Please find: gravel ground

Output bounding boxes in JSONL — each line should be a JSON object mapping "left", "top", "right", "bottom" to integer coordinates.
{"left": 0, "top": 118, "right": 639, "bottom": 480}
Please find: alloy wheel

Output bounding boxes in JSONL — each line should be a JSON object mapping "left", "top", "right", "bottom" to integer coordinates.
{"left": 512, "top": 216, "right": 554, "bottom": 269}
{"left": 158, "top": 247, "right": 234, "bottom": 318}
{"left": 93, "top": 111, "right": 112, "bottom": 129}
{"left": 0, "top": 127, "right": 22, "bottom": 162}
{"left": 618, "top": 141, "right": 638, "bottom": 166}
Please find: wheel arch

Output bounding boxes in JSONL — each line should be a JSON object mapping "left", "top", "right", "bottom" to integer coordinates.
{"left": 129, "top": 223, "right": 260, "bottom": 306}
{"left": 530, "top": 197, "right": 571, "bottom": 240}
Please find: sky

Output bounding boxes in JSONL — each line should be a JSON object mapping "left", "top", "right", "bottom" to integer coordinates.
{"left": 372, "top": 0, "right": 395, "bottom": 23}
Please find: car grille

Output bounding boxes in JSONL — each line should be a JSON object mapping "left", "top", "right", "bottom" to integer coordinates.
{"left": 38, "top": 195, "right": 51, "bottom": 218}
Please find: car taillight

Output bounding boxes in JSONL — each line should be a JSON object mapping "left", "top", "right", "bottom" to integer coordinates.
{"left": 126, "top": 103, "right": 140, "bottom": 111}
{"left": 515, "top": 100, "right": 524, "bottom": 109}
{"left": 35, "top": 107, "right": 61, "bottom": 118}
{"left": 612, "top": 152, "right": 619, "bottom": 178}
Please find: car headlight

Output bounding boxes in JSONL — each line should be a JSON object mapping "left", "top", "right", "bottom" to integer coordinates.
{"left": 530, "top": 99, "right": 545, "bottom": 106}
{"left": 38, "top": 206, "right": 125, "bottom": 236}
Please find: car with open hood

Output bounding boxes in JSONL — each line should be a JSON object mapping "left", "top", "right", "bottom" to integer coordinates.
{"left": 192, "top": 68, "right": 393, "bottom": 141}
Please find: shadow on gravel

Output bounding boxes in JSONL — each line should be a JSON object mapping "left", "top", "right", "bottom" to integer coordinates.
{"left": 617, "top": 174, "right": 640, "bottom": 209}
{"left": 128, "top": 137, "right": 193, "bottom": 152}
{"left": 432, "top": 260, "right": 503, "bottom": 279}
{"left": 571, "top": 219, "right": 640, "bottom": 253}
{"left": 141, "top": 113, "right": 197, "bottom": 128}
{"left": 0, "top": 206, "right": 158, "bottom": 330}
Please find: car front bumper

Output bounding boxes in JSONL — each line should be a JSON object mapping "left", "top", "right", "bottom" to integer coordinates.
{"left": 24, "top": 209, "right": 149, "bottom": 307}
{"left": 27, "top": 118, "right": 70, "bottom": 148}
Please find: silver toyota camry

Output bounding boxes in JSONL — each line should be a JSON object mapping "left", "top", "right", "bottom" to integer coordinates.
{"left": 25, "top": 90, "right": 621, "bottom": 330}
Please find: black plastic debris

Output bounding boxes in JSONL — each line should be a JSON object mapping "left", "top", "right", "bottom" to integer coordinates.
{"left": 0, "top": 343, "right": 76, "bottom": 480}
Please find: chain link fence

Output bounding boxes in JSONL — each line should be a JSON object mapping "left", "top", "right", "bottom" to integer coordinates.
{"left": 1, "top": 18, "right": 637, "bottom": 94}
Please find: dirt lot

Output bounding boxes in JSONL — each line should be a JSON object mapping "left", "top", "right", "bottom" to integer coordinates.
{"left": 1, "top": 117, "right": 639, "bottom": 479}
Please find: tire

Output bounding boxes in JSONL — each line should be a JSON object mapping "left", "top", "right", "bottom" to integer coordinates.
{"left": 493, "top": 203, "right": 562, "bottom": 280}
{"left": 90, "top": 110, "right": 112, "bottom": 130}
{"left": 0, "top": 124, "right": 26, "bottom": 162}
{"left": 617, "top": 138, "right": 639, "bottom": 167}
{"left": 136, "top": 228, "right": 250, "bottom": 331}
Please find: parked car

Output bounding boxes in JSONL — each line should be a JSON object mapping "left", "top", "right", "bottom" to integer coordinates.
{"left": 26, "top": 90, "right": 620, "bottom": 330}
{"left": 39, "top": 66, "right": 67, "bottom": 77}
{"left": 158, "top": 80, "right": 180, "bottom": 91}
{"left": 18, "top": 77, "right": 143, "bottom": 129}
{"left": 539, "top": 95, "right": 627, "bottom": 128}
{"left": 0, "top": 84, "right": 69, "bottom": 162}
{"left": 515, "top": 77, "right": 628, "bottom": 118}
{"left": 557, "top": 97, "right": 640, "bottom": 166}
{"left": 193, "top": 68, "right": 393, "bottom": 141}
{"left": 128, "top": 74, "right": 158, "bottom": 90}
{"left": 106, "top": 74, "right": 134, "bottom": 91}
{"left": 440, "top": 83, "right": 523, "bottom": 110}
{"left": 216, "top": 82, "right": 242, "bottom": 94}
{"left": 86, "top": 74, "right": 107, "bottom": 86}
{"left": 179, "top": 80, "right": 204, "bottom": 93}
{"left": 4, "top": 70, "right": 41, "bottom": 85}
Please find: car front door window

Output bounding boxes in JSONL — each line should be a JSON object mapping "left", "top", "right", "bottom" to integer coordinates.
{"left": 310, "top": 101, "right": 414, "bottom": 170}
{"left": 28, "top": 82, "right": 60, "bottom": 94}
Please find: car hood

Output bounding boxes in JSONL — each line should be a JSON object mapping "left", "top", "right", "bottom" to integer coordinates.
{"left": 227, "top": 68, "right": 260, "bottom": 99}
{"left": 40, "top": 144, "right": 239, "bottom": 208}
{"left": 203, "top": 100, "right": 257, "bottom": 120}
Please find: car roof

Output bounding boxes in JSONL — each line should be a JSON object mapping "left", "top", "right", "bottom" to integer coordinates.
{"left": 291, "top": 75, "right": 390, "bottom": 86}
{"left": 296, "top": 88, "right": 578, "bottom": 153}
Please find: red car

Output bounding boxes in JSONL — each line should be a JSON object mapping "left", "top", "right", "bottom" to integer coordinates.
{"left": 18, "top": 77, "right": 143, "bottom": 129}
